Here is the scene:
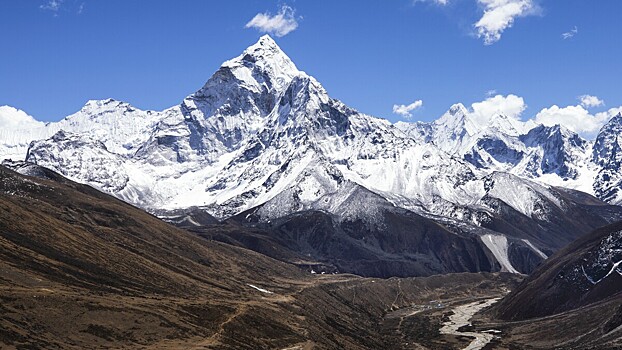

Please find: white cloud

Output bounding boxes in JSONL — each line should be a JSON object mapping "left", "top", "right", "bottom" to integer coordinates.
{"left": 245, "top": 5, "right": 299, "bottom": 37}
{"left": 579, "top": 94, "right": 604, "bottom": 108}
{"left": 393, "top": 100, "right": 424, "bottom": 119}
{"left": 604, "top": 107, "right": 622, "bottom": 119}
{"left": 534, "top": 104, "right": 619, "bottom": 137}
{"left": 40, "top": 0, "right": 62, "bottom": 13}
{"left": 413, "top": 0, "right": 449, "bottom": 5}
{"left": 77, "top": 2, "right": 85, "bottom": 15}
{"left": 562, "top": 26, "right": 578, "bottom": 39}
{"left": 486, "top": 89, "right": 498, "bottom": 97}
{"left": 474, "top": 0, "right": 538, "bottom": 45}
{"left": 445, "top": 93, "right": 619, "bottom": 139}
{"left": 470, "top": 94, "right": 527, "bottom": 123}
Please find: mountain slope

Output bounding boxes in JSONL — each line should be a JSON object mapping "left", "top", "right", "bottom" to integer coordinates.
{"left": 493, "top": 221, "right": 622, "bottom": 321}
{"left": 0, "top": 163, "right": 311, "bottom": 348}
{"left": 0, "top": 163, "right": 525, "bottom": 349}
{"left": 165, "top": 166, "right": 622, "bottom": 277}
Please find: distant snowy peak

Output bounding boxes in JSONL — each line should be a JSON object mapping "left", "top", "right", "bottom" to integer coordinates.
{"left": 593, "top": 113, "right": 622, "bottom": 166}
{"left": 76, "top": 98, "right": 139, "bottom": 115}
{"left": 0, "top": 106, "right": 54, "bottom": 161}
{"left": 0, "top": 106, "right": 45, "bottom": 129}
{"left": 433, "top": 102, "right": 528, "bottom": 138}
{"left": 423, "top": 103, "right": 533, "bottom": 159}
{"left": 434, "top": 103, "right": 471, "bottom": 135}
{"left": 57, "top": 99, "right": 160, "bottom": 157}
{"left": 487, "top": 113, "right": 530, "bottom": 136}
{"left": 393, "top": 121, "right": 432, "bottom": 144}
{"left": 518, "top": 124, "right": 588, "bottom": 180}
{"left": 592, "top": 113, "right": 622, "bottom": 204}
{"left": 522, "top": 123, "right": 582, "bottom": 146}
{"left": 397, "top": 102, "right": 596, "bottom": 190}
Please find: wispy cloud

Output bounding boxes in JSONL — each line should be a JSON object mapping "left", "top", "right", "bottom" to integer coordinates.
{"left": 562, "top": 26, "right": 578, "bottom": 39}
{"left": 40, "top": 0, "right": 63, "bottom": 15}
{"left": 486, "top": 89, "right": 498, "bottom": 97}
{"left": 245, "top": 5, "right": 299, "bottom": 37}
{"left": 474, "top": 0, "right": 539, "bottom": 45}
{"left": 579, "top": 94, "right": 604, "bottom": 108}
{"left": 77, "top": 2, "right": 85, "bottom": 15}
{"left": 413, "top": 0, "right": 449, "bottom": 5}
{"left": 393, "top": 100, "right": 424, "bottom": 119}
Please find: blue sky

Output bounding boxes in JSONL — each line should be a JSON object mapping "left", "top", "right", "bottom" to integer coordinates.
{"left": 1, "top": 0, "right": 621, "bottom": 135}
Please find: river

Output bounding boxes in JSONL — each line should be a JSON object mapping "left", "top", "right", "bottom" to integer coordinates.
{"left": 439, "top": 297, "right": 501, "bottom": 350}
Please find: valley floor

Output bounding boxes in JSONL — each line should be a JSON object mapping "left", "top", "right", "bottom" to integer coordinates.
{"left": 3, "top": 269, "right": 620, "bottom": 349}
{"left": 1, "top": 271, "right": 521, "bottom": 349}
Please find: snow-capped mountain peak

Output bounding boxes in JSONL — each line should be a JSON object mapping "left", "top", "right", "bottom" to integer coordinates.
{"left": 0, "top": 106, "right": 51, "bottom": 161}
{"left": 209, "top": 34, "right": 300, "bottom": 98}
{"left": 593, "top": 113, "right": 622, "bottom": 166}
{"left": 487, "top": 113, "right": 526, "bottom": 136}
{"left": 434, "top": 103, "right": 470, "bottom": 131}
{"left": 77, "top": 98, "right": 139, "bottom": 115}
{"left": 223, "top": 35, "right": 298, "bottom": 74}
{"left": 0, "top": 106, "right": 46, "bottom": 129}
{"left": 173, "top": 35, "right": 307, "bottom": 158}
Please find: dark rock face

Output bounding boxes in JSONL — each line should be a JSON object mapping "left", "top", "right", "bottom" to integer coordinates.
{"left": 593, "top": 114, "right": 622, "bottom": 203}
{"left": 493, "top": 221, "right": 622, "bottom": 321}
{"left": 593, "top": 114, "right": 622, "bottom": 166}
{"left": 246, "top": 209, "right": 494, "bottom": 278}
{"left": 520, "top": 124, "right": 587, "bottom": 179}
{"left": 465, "top": 137, "right": 524, "bottom": 169}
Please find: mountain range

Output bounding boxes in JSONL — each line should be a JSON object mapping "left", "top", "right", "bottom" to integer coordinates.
{"left": 2, "top": 35, "right": 622, "bottom": 277}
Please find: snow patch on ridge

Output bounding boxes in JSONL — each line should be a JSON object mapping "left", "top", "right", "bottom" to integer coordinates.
{"left": 248, "top": 284, "right": 273, "bottom": 294}
{"left": 481, "top": 234, "right": 520, "bottom": 274}
{"left": 484, "top": 173, "right": 562, "bottom": 218}
{"left": 521, "top": 239, "right": 548, "bottom": 259}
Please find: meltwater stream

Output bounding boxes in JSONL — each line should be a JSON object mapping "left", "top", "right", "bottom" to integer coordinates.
{"left": 439, "top": 298, "right": 501, "bottom": 350}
